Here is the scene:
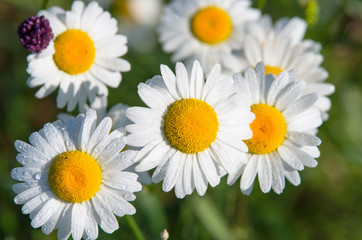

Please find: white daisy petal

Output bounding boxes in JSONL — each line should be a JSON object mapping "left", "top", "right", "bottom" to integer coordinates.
{"left": 27, "top": 1, "right": 130, "bottom": 111}
{"left": 87, "top": 117, "right": 112, "bottom": 153}
{"left": 284, "top": 170, "right": 301, "bottom": 186}
{"left": 91, "top": 195, "right": 118, "bottom": 234}
{"left": 95, "top": 57, "right": 131, "bottom": 72}
{"left": 78, "top": 109, "right": 97, "bottom": 151}
{"left": 189, "top": 60, "right": 204, "bottom": 99}
{"left": 160, "top": 64, "right": 180, "bottom": 99}
{"left": 278, "top": 145, "right": 304, "bottom": 171}
{"left": 83, "top": 202, "right": 98, "bottom": 240}
{"left": 258, "top": 155, "right": 272, "bottom": 193}
{"left": 42, "top": 123, "right": 67, "bottom": 154}
{"left": 127, "top": 61, "right": 253, "bottom": 198}
{"left": 159, "top": 0, "right": 260, "bottom": 73}
{"left": 175, "top": 62, "right": 190, "bottom": 98}
{"left": 97, "top": 137, "right": 127, "bottom": 163}
{"left": 12, "top": 110, "right": 140, "bottom": 238}
{"left": 287, "top": 132, "right": 321, "bottom": 146}
{"left": 275, "top": 80, "right": 306, "bottom": 111}
{"left": 182, "top": 155, "right": 194, "bottom": 195}
{"left": 231, "top": 62, "right": 322, "bottom": 195}
{"left": 41, "top": 201, "right": 64, "bottom": 235}
{"left": 13, "top": 181, "right": 39, "bottom": 195}
{"left": 270, "top": 152, "right": 285, "bottom": 194}
{"left": 193, "top": 155, "right": 208, "bottom": 196}
{"left": 14, "top": 186, "right": 43, "bottom": 204}
{"left": 31, "top": 198, "right": 58, "bottom": 228}
{"left": 163, "top": 151, "right": 184, "bottom": 192}
{"left": 138, "top": 83, "right": 169, "bottom": 110}
{"left": 282, "top": 93, "right": 318, "bottom": 118}
{"left": 91, "top": 129, "right": 124, "bottom": 159}
{"left": 89, "top": 65, "right": 122, "bottom": 88}
{"left": 71, "top": 203, "right": 85, "bottom": 240}
{"left": 240, "top": 155, "right": 258, "bottom": 193}
{"left": 11, "top": 167, "right": 41, "bottom": 182}
{"left": 198, "top": 151, "right": 220, "bottom": 187}
{"left": 240, "top": 15, "right": 334, "bottom": 119}
{"left": 22, "top": 191, "right": 51, "bottom": 214}
{"left": 57, "top": 206, "right": 72, "bottom": 240}
{"left": 135, "top": 141, "right": 169, "bottom": 171}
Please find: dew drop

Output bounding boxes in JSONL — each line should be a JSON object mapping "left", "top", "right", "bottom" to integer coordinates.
{"left": 34, "top": 173, "right": 42, "bottom": 180}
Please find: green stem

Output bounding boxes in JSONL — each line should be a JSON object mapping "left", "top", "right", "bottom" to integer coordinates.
{"left": 125, "top": 215, "right": 146, "bottom": 240}
{"left": 41, "top": 0, "right": 50, "bottom": 9}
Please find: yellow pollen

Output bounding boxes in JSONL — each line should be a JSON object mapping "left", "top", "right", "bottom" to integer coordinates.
{"left": 164, "top": 99, "right": 219, "bottom": 153}
{"left": 191, "top": 6, "right": 232, "bottom": 44}
{"left": 48, "top": 150, "right": 102, "bottom": 203}
{"left": 53, "top": 29, "right": 95, "bottom": 75}
{"left": 264, "top": 65, "right": 283, "bottom": 76}
{"left": 244, "top": 104, "right": 287, "bottom": 154}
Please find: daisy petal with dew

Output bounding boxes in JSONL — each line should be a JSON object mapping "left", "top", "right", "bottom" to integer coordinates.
{"left": 125, "top": 60, "right": 254, "bottom": 198}
{"left": 57, "top": 98, "right": 152, "bottom": 185}
{"left": 229, "top": 62, "right": 323, "bottom": 195}
{"left": 11, "top": 109, "right": 142, "bottom": 239}
{"left": 26, "top": 1, "right": 131, "bottom": 112}
{"left": 237, "top": 15, "right": 334, "bottom": 120}
{"left": 158, "top": 0, "right": 260, "bottom": 74}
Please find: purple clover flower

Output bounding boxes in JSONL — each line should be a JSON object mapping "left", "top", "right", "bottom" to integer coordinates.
{"left": 17, "top": 15, "right": 53, "bottom": 54}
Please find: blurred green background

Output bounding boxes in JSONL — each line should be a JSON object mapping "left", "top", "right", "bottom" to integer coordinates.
{"left": 0, "top": 0, "right": 361, "bottom": 239}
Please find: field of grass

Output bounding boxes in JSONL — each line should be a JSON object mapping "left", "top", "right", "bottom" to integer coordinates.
{"left": 0, "top": 0, "right": 361, "bottom": 239}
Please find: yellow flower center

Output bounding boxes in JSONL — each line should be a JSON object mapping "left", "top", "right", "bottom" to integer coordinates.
{"left": 264, "top": 65, "right": 283, "bottom": 76}
{"left": 244, "top": 104, "right": 287, "bottom": 154}
{"left": 164, "top": 99, "right": 219, "bottom": 153}
{"left": 190, "top": 6, "right": 232, "bottom": 44}
{"left": 48, "top": 150, "right": 102, "bottom": 203}
{"left": 53, "top": 29, "right": 95, "bottom": 75}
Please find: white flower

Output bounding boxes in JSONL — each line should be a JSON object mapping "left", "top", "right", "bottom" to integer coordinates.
{"left": 125, "top": 60, "right": 254, "bottom": 198}
{"left": 229, "top": 62, "right": 323, "bottom": 195}
{"left": 11, "top": 109, "right": 142, "bottom": 239}
{"left": 158, "top": 0, "right": 260, "bottom": 73}
{"left": 27, "top": 1, "right": 131, "bottom": 112}
{"left": 58, "top": 99, "right": 152, "bottom": 185}
{"left": 238, "top": 15, "right": 335, "bottom": 120}
{"left": 116, "top": 0, "right": 163, "bottom": 53}
{"left": 117, "top": 0, "right": 162, "bottom": 26}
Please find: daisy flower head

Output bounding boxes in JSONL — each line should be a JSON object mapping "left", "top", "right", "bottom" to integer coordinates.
{"left": 125, "top": 60, "right": 255, "bottom": 198}
{"left": 238, "top": 15, "right": 335, "bottom": 120}
{"left": 58, "top": 99, "right": 152, "bottom": 185}
{"left": 158, "top": 0, "right": 260, "bottom": 74}
{"left": 27, "top": 1, "right": 131, "bottom": 112}
{"left": 115, "top": 0, "right": 163, "bottom": 53}
{"left": 229, "top": 62, "right": 323, "bottom": 195}
{"left": 11, "top": 109, "right": 142, "bottom": 239}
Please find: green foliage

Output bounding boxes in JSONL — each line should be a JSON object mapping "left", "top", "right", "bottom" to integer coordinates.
{"left": 0, "top": 0, "right": 361, "bottom": 239}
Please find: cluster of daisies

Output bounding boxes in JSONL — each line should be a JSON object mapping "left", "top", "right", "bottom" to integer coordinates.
{"left": 13, "top": 0, "right": 334, "bottom": 239}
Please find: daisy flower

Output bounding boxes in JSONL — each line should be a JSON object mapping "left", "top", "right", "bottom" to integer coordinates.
{"left": 125, "top": 60, "right": 254, "bottom": 198}
{"left": 11, "top": 109, "right": 142, "bottom": 239}
{"left": 116, "top": 0, "right": 162, "bottom": 26}
{"left": 58, "top": 99, "right": 152, "bottom": 185}
{"left": 238, "top": 15, "right": 335, "bottom": 120}
{"left": 158, "top": 0, "right": 260, "bottom": 73}
{"left": 229, "top": 62, "right": 323, "bottom": 195}
{"left": 26, "top": 1, "right": 130, "bottom": 112}
{"left": 115, "top": 0, "right": 163, "bottom": 53}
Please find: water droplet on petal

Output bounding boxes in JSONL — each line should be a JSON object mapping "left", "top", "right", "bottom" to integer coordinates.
{"left": 34, "top": 173, "right": 41, "bottom": 180}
